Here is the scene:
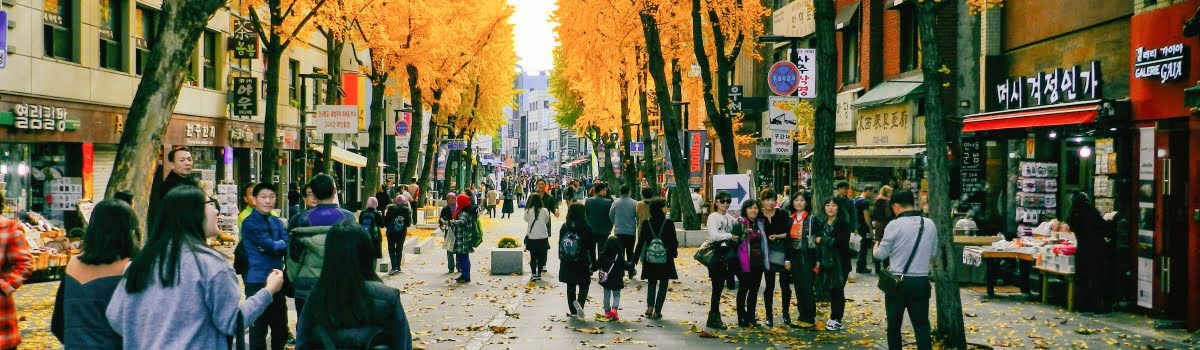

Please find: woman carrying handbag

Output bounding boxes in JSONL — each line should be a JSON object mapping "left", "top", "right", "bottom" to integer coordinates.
{"left": 524, "top": 194, "right": 552, "bottom": 281}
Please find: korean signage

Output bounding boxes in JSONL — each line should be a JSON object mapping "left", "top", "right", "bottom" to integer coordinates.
{"left": 995, "top": 61, "right": 1102, "bottom": 111}
{"left": 185, "top": 122, "right": 217, "bottom": 146}
{"left": 232, "top": 77, "right": 258, "bottom": 117}
{"left": 768, "top": 61, "right": 800, "bottom": 96}
{"left": 446, "top": 139, "right": 468, "bottom": 151}
{"left": 1134, "top": 43, "right": 1186, "bottom": 84}
{"left": 314, "top": 105, "right": 358, "bottom": 134}
{"left": 727, "top": 85, "right": 743, "bottom": 113}
{"left": 959, "top": 140, "right": 985, "bottom": 197}
{"left": 855, "top": 102, "right": 914, "bottom": 145}
{"left": 231, "top": 18, "right": 259, "bottom": 59}
{"left": 1, "top": 11, "right": 8, "bottom": 69}
{"left": 688, "top": 131, "right": 706, "bottom": 187}
{"left": 767, "top": 96, "right": 799, "bottom": 131}
{"left": 5, "top": 103, "right": 80, "bottom": 132}
{"left": 835, "top": 90, "right": 859, "bottom": 132}
{"left": 770, "top": 131, "right": 792, "bottom": 155}
{"left": 795, "top": 49, "right": 816, "bottom": 99}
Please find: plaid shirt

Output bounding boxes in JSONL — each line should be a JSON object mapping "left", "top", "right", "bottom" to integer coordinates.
{"left": 0, "top": 217, "right": 32, "bottom": 348}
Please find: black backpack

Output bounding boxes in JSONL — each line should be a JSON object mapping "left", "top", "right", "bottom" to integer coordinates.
{"left": 233, "top": 241, "right": 249, "bottom": 275}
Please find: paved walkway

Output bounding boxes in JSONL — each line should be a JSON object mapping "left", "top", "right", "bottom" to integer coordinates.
{"left": 12, "top": 213, "right": 1197, "bottom": 349}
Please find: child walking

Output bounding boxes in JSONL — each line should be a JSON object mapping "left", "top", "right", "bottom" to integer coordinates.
{"left": 596, "top": 235, "right": 627, "bottom": 320}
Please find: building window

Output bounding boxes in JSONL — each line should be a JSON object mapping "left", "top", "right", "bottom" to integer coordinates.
{"left": 43, "top": 0, "right": 75, "bottom": 61}
{"left": 134, "top": 6, "right": 157, "bottom": 75}
{"left": 842, "top": 31, "right": 860, "bottom": 84}
{"left": 98, "top": 0, "right": 123, "bottom": 70}
{"left": 202, "top": 31, "right": 218, "bottom": 89}
{"left": 289, "top": 60, "right": 300, "bottom": 102}
{"left": 899, "top": 7, "right": 921, "bottom": 72}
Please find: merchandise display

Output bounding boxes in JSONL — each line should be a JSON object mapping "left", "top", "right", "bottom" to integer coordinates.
{"left": 1092, "top": 139, "right": 1118, "bottom": 214}
{"left": 1017, "top": 162, "right": 1058, "bottom": 236}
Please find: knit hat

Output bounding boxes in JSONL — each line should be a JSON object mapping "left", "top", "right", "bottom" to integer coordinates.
{"left": 395, "top": 194, "right": 410, "bottom": 207}
{"left": 366, "top": 196, "right": 379, "bottom": 209}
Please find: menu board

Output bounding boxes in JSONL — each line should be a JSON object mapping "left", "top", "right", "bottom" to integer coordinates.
{"left": 959, "top": 140, "right": 985, "bottom": 197}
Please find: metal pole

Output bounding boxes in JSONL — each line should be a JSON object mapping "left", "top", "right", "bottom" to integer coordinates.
{"left": 300, "top": 78, "right": 308, "bottom": 182}
{"left": 789, "top": 39, "right": 800, "bottom": 193}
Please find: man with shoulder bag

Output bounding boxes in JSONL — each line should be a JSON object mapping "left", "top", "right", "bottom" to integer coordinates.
{"left": 873, "top": 191, "right": 937, "bottom": 350}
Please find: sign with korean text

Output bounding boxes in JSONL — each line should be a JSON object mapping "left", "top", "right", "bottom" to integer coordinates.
{"left": 232, "top": 77, "right": 258, "bottom": 117}
{"left": 394, "top": 111, "right": 411, "bottom": 136}
{"left": 855, "top": 102, "right": 914, "bottom": 145}
{"left": 3, "top": 103, "right": 80, "bottom": 132}
{"left": 994, "top": 61, "right": 1102, "bottom": 111}
{"left": 0, "top": 11, "right": 8, "bottom": 69}
{"left": 795, "top": 49, "right": 816, "bottom": 98}
{"left": 184, "top": 122, "right": 217, "bottom": 146}
{"left": 446, "top": 139, "right": 468, "bottom": 151}
{"left": 770, "top": 131, "right": 792, "bottom": 155}
{"left": 1134, "top": 43, "right": 1186, "bottom": 84}
{"left": 688, "top": 131, "right": 706, "bottom": 187}
{"left": 231, "top": 18, "right": 258, "bottom": 59}
{"left": 959, "top": 140, "right": 985, "bottom": 197}
{"left": 836, "top": 90, "right": 859, "bottom": 132}
{"left": 727, "top": 85, "right": 744, "bottom": 113}
{"left": 315, "top": 105, "right": 358, "bottom": 134}
{"left": 768, "top": 61, "right": 800, "bottom": 96}
{"left": 767, "top": 96, "right": 799, "bottom": 131}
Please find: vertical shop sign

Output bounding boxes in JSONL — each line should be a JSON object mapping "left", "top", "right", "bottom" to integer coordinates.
{"left": 1136, "top": 127, "right": 1155, "bottom": 308}
{"left": 959, "top": 140, "right": 984, "bottom": 198}
{"left": 232, "top": 77, "right": 258, "bottom": 117}
{"left": 231, "top": 18, "right": 258, "bottom": 59}
{"left": 795, "top": 48, "right": 816, "bottom": 99}
{"left": 688, "top": 131, "right": 706, "bottom": 187}
{"left": 82, "top": 143, "right": 93, "bottom": 199}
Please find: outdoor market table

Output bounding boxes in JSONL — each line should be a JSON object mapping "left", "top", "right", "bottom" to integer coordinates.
{"left": 981, "top": 250, "right": 1034, "bottom": 296}
{"left": 1035, "top": 266, "right": 1076, "bottom": 311}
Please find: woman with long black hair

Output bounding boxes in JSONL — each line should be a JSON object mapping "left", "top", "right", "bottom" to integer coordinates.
{"left": 734, "top": 199, "right": 768, "bottom": 328}
{"left": 107, "top": 186, "right": 283, "bottom": 349}
{"left": 812, "top": 197, "right": 851, "bottom": 331}
{"left": 558, "top": 203, "right": 595, "bottom": 318}
{"left": 632, "top": 198, "right": 679, "bottom": 320}
{"left": 524, "top": 193, "right": 552, "bottom": 281}
{"left": 786, "top": 190, "right": 817, "bottom": 329}
{"left": 296, "top": 222, "right": 412, "bottom": 349}
{"left": 52, "top": 199, "right": 140, "bottom": 348}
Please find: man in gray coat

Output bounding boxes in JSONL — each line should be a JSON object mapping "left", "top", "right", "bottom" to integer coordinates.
{"left": 609, "top": 185, "right": 639, "bottom": 263}
{"left": 584, "top": 183, "right": 614, "bottom": 259}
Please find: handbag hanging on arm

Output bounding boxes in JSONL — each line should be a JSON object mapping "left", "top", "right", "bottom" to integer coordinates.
{"left": 877, "top": 217, "right": 925, "bottom": 294}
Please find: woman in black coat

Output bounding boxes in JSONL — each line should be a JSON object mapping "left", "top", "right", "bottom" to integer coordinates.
{"left": 632, "top": 198, "right": 678, "bottom": 320}
{"left": 558, "top": 203, "right": 595, "bottom": 318}
{"left": 1067, "top": 191, "right": 1115, "bottom": 315}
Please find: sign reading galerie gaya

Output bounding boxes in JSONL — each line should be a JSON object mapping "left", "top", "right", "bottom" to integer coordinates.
{"left": 1133, "top": 43, "right": 1186, "bottom": 84}
{"left": 995, "top": 61, "right": 1102, "bottom": 111}
{"left": 855, "top": 102, "right": 914, "bottom": 146}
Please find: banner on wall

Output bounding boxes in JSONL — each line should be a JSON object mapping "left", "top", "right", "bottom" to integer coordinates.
{"left": 1136, "top": 127, "right": 1154, "bottom": 308}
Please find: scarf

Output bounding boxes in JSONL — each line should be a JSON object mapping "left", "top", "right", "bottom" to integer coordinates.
{"left": 453, "top": 194, "right": 471, "bottom": 219}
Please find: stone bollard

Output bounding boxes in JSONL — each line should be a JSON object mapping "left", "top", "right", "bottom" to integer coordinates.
{"left": 490, "top": 248, "right": 525, "bottom": 275}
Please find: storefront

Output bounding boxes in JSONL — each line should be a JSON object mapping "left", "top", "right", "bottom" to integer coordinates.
{"left": 844, "top": 76, "right": 926, "bottom": 193}
{"left": 1129, "top": 0, "right": 1200, "bottom": 330}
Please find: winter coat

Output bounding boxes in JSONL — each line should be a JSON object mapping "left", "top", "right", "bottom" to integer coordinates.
{"left": 449, "top": 206, "right": 481, "bottom": 254}
{"left": 558, "top": 220, "right": 595, "bottom": 285}
{"left": 734, "top": 217, "right": 770, "bottom": 273}
{"left": 384, "top": 204, "right": 412, "bottom": 238}
{"left": 240, "top": 209, "right": 289, "bottom": 284}
{"left": 811, "top": 218, "right": 848, "bottom": 291}
{"left": 595, "top": 254, "right": 627, "bottom": 290}
{"left": 633, "top": 216, "right": 679, "bottom": 280}
{"left": 296, "top": 281, "right": 413, "bottom": 350}
{"left": 287, "top": 204, "right": 356, "bottom": 300}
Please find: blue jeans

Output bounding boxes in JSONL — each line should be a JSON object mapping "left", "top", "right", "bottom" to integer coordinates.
{"left": 603, "top": 288, "right": 621, "bottom": 310}
{"left": 456, "top": 253, "right": 471, "bottom": 280}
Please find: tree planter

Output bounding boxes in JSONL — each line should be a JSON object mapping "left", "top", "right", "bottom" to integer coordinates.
{"left": 490, "top": 248, "right": 524, "bottom": 275}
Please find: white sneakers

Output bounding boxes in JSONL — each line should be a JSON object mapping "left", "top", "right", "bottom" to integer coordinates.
{"left": 825, "top": 319, "right": 844, "bottom": 331}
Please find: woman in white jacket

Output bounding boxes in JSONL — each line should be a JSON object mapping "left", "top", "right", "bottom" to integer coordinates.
{"left": 704, "top": 191, "right": 737, "bottom": 329}
{"left": 524, "top": 193, "right": 552, "bottom": 281}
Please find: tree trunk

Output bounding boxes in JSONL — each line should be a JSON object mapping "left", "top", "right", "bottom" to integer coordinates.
{"left": 416, "top": 93, "right": 443, "bottom": 205}
{"left": 363, "top": 71, "right": 388, "bottom": 201}
{"left": 401, "top": 65, "right": 424, "bottom": 184}
{"left": 638, "top": 83, "right": 657, "bottom": 197}
{"left": 811, "top": 0, "right": 837, "bottom": 209}
{"left": 640, "top": 9, "right": 700, "bottom": 230}
{"left": 690, "top": 0, "right": 740, "bottom": 174}
{"left": 916, "top": 1, "right": 966, "bottom": 348}
{"left": 260, "top": 27, "right": 284, "bottom": 183}
{"left": 620, "top": 80, "right": 636, "bottom": 190}
{"left": 106, "top": 0, "right": 225, "bottom": 225}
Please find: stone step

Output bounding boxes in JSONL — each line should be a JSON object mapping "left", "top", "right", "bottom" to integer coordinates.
{"left": 410, "top": 237, "right": 436, "bottom": 254}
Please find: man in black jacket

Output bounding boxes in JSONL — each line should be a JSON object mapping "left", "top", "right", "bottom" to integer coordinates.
{"left": 584, "top": 183, "right": 614, "bottom": 259}
{"left": 148, "top": 147, "right": 197, "bottom": 224}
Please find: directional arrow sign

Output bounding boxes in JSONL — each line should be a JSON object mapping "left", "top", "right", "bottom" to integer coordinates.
{"left": 713, "top": 174, "right": 751, "bottom": 211}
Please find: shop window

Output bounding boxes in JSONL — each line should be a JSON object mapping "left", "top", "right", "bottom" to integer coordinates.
{"left": 134, "top": 6, "right": 158, "bottom": 75}
{"left": 98, "top": 0, "right": 124, "bottom": 71}
{"left": 290, "top": 60, "right": 301, "bottom": 103}
{"left": 202, "top": 30, "right": 219, "bottom": 90}
{"left": 43, "top": 0, "right": 76, "bottom": 61}
{"left": 842, "top": 30, "right": 860, "bottom": 84}
{"left": 899, "top": 6, "right": 921, "bottom": 72}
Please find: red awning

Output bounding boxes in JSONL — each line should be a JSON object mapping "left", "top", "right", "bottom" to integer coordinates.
{"left": 962, "top": 101, "right": 1104, "bottom": 132}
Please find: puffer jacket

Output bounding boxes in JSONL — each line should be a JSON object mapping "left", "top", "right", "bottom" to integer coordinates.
{"left": 286, "top": 226, "right": 329, "bottom": 300}
{"left": 296, "top": 281, "right": 413, "bottom": 350}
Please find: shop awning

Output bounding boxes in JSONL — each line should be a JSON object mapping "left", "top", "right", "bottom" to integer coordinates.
{"left": 853, "top": 76, "right": 924, "bottom": 109}
{"left": 309, "top": 145, "right": 368, "bottom": 168}
{"left": 833, "top": 145, "right": 925, "bottom": 168}
{"left": 961, "top": 100, "right": 1116, "bottom": 132}
{"left": 835, "top": 1, "right": 861, "bottom": 31}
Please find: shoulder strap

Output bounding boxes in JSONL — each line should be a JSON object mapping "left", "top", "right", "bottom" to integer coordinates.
{"left": 898, "top": 217, "right": 926, "bottom": 277}
{"left": 652, "top": 219, "right": 666, "bottom": 239}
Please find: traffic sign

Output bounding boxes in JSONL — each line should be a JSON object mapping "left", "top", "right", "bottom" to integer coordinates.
{"left": 713, "top": 174, "right": 751, "bottom": 211}
{"left": 767, "top": 96, "right": 799, "bottom": 131}
{"left": 770, "top": 131, "right": 791, "bottom": 155}
{"left": 768, "top": 61, "right": 800, "bottom": 96}
{"left": 394, "top": 120, "right": 408, "bottom": 136}
{"left": 447, "top": 139, "right": 467, "bottom": 151}
{"left": 630, "top": 142, "right": 645, "bottom": 156}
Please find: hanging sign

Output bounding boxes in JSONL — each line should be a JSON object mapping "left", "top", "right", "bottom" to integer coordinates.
{"left": 1133, "top": 43, "right": 1187, "bottom": 84}
{"left": 727, "top": 85, "right": 744, "bottom": 113}
{"left": 767, "top": 96, "right": 799, "bottom": 131}
{"left": 795, "top": 48, "right": 816, "bottom": 98}
{"left": 768, "top": 61, "right": 800, "bottom": 96}
{"left": 314, "top": 105, "right": 358, "bottom": 134}
{"left": 232, "top": 77, "right": 258, "bottom": 117}
{"left": 959, "top": 140, "right": 985, "bottom": 197}
{"left": 231, "top": 18, "right": 259, "bottom": 59}
{"left": 688, "top": 131, "right": 706, "bottom": 187}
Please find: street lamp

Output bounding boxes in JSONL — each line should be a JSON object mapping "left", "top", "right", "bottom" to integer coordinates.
{"left": 756, "top": 34, "right": 806, "bottom": 193}
{"left": 299, "top": 72, "right": 330, "bottom": 181}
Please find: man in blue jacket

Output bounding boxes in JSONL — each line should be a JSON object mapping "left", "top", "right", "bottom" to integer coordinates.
{"left": 241, "top": 182, "right": 289, "bottom": 350}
